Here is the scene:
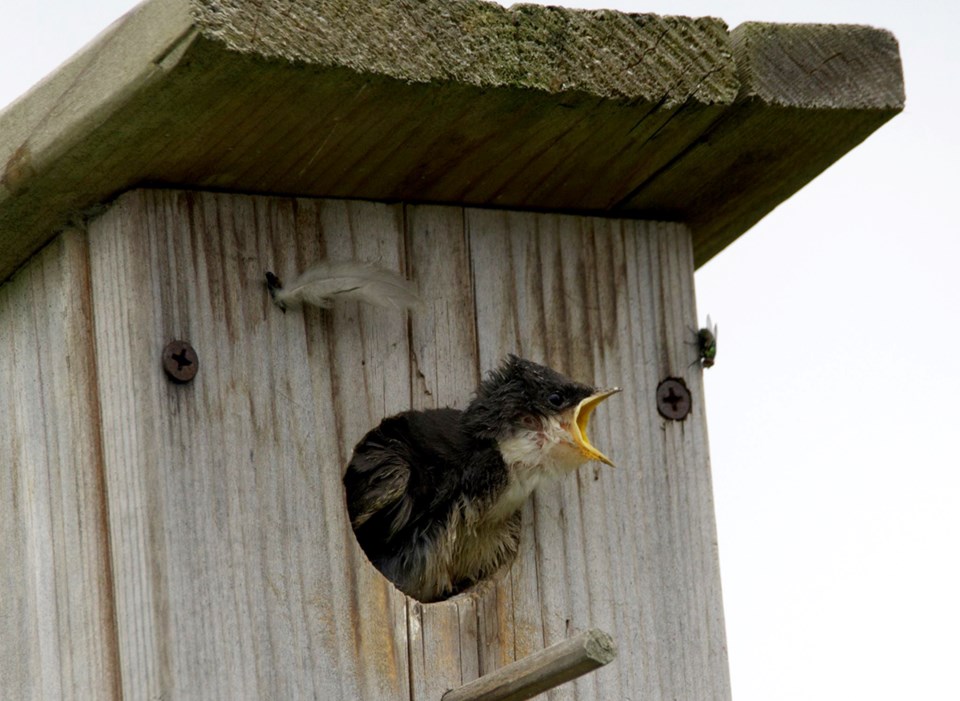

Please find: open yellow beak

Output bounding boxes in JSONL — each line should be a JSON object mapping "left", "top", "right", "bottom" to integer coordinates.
{"left": 570, "top": 388, "right": 621, "bottom": 466}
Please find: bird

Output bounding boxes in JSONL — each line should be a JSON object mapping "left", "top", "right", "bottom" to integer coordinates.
{"left": 343, "top": 355, "right": 620, "bottom": 602}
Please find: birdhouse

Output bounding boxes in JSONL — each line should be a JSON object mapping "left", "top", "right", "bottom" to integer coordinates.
{"left": 0, "top": 1, "right": 903, "bottom": 699}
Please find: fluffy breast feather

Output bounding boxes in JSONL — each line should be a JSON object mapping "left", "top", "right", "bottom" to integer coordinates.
{"left": 488, "top": 415, "right": 579, "bottom": 521}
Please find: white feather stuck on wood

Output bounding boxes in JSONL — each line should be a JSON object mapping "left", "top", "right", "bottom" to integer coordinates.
{"left": 266, "top": 261, "right": 421, "bottom": 312}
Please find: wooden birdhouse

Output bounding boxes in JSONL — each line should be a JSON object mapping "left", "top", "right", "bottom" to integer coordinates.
{"left": 0, "top": 1, "right": 903, "bottom": 699}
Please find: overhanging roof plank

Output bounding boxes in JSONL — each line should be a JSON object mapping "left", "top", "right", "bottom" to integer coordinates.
{"left": 0, "top": 0, "right": 902, "bottom": 283}
{"left": 621, "top": 22, "right": 905, "bottom": 266}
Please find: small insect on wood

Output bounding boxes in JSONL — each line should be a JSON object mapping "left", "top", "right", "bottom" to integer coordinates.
{"left": 690, "top": 315, "right": 718, "bottom": 369}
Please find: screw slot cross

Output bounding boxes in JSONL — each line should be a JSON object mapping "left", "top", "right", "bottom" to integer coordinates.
{"left": 162, "top": 340, "right": 199, "bottom": 383}
{"left": 663, "top": 386, "right": 685, "bottom": 412}
{"left": 171, "top": 348, "right": 193, "bottom": 371}
{"left": 656, "top": 378, "right": 691, "bottom": 421}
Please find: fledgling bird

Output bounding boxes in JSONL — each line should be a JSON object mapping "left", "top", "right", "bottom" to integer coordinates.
{"left": 343, "top": 356, "right": 620, "bottom": 602}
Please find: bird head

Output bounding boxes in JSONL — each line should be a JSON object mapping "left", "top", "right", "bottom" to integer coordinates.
{"left": 463, "top": 355, "right": 620, "bottom": 468}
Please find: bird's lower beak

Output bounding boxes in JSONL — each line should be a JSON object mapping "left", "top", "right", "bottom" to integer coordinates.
{"left": 570, "top": 388, "right": 621, "bottom": 466}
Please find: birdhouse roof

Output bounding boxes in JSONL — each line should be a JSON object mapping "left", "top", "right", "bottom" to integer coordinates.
{"left": 0, "top": 0, "right": 903, "bottom": 281}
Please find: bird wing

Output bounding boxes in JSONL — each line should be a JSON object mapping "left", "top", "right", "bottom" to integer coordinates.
{"left": 344, "top": 433, "right": 416, "bottom": 543}
{"left": 343, "top": 409, "right": 465, "bottom": 555}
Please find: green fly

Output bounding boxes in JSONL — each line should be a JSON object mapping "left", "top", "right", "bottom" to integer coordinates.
{"left": 691, "top": 315, "right": 717, "bottom": 369}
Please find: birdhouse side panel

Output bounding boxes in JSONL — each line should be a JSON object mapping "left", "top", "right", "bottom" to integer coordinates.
{"left": 467, "top": 209, "right": 730, "bottom": 700}
{"left": 85, "top": 190, "right": 410, "bottom": 699}
{"left": 0, "top": 230, "right": 120, "bottom": 700}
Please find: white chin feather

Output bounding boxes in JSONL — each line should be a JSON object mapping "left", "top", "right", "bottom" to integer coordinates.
{"left": 271, "top": 261, "right": 421, "bottom": 311}
{"left": 490, "top": 416, "right": 585, "bottom": 520}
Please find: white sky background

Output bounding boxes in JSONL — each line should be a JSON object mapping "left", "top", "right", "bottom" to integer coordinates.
{"left": 2, "top": 1, "right": 957, "bottom": 699}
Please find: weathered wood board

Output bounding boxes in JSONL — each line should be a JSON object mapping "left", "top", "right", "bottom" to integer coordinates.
{"left": 4, "top": 188, "right": 728, "bottom": 699}
{"left": 467, "top": 208, "right": 726, "bottom": 700}
{"left": 442, "top": 628, "right": 616, "bottom": 701}
{"left": 0, "top": 0, "right": 903, "bottom": 282}
{"left": 87, "top": 191, "right": 411, "bottom": 699}
{"left": 0, "top": 231, "right": 120, "bottom": 700}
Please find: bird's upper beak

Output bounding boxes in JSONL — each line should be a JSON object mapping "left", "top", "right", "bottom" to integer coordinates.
{"left": 570, "top": 388, "right": 621, "bottom": 466}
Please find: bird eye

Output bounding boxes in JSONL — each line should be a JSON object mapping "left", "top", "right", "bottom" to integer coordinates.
{"left": 547, "top": 392, "right": 564, "bottom": 407}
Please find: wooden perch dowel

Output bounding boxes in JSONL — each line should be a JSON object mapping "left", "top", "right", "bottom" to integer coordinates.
{"left": 441, "top": 628, "right": 616, "bottom": 701}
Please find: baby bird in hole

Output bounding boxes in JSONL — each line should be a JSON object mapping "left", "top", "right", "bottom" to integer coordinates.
{"left": 343, "top": 355, "right": 620, "bottom": 602}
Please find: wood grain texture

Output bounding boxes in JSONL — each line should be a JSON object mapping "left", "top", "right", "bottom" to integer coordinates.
{"left": 2, "top": 0, "right": 903, "bottom": 281}
{"left": 404, "top": 204, "right": 486, "bottom": 700}
{"left": 0, "top": 230, "right": 120, "bottom": 700}
{"left": 87, "top": 190, "right": 410, "bottom": 699}
{"left": 467, "top": 208, "right": 729, "bottom": 700}
{"left": 0, "top": 0, "right": 737, "bottom": 281}
{"left": 406, "top": 204, "right": 479, "bottom": 412}
{"left": 627, "top": 21, "right": 905, "bottom": 265}
{"left": 3, "top": 188, "right": 729, "bottom": 698}
{"left": 442, "top": 628, "right": 615, "bottom": 701}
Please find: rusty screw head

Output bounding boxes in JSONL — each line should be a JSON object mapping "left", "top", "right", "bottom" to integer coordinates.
{"left": 656, "top": 377, "right": 691, "bottom": 421}
{"left": 162, "top": 340, "right": 198, "bottom": 384}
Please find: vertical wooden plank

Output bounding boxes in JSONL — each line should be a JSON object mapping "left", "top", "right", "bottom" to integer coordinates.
{"left": 0, "top": 230, "right": 120, "bottom": 700}
{"left": 475, "top": 576, "right": 515, "bottom": 679}
{"left": 587, "top": 217, "right": 656, "bottom": 699}
{"left": 87, "top": 190, "right": 411, "bottom": 699}
{"left": 404, "top": 203, "right": 483, "bottom": 701}
{"left": 405, "top": 204, "right": 480, "bottom": 411}
{"left": 468, "top": 208, "right": 730, "bottom": 700}
{"left": 467, "top": 209, "right": 574, "bottom": 691}
{"left": 468, "top": 210, "right": 604, "bottom": 701}
{"left": 463, "top": 209, "right": 541, "bottom": 684}
{"left": 548, "top": 214, "right": 622, "bottom": 701}
{"left": 294, "top": 196, "right": 413, "bottom": 700}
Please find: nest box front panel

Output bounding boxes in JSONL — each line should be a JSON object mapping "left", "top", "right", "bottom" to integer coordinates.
{"left": 88, "top": 190, "right": 411, "bottom": 699}
{"left": 84, "top": 188, "right": 727, "bottom": 700}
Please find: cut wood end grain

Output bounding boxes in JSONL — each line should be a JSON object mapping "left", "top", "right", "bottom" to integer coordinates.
{"left": 0, "top": 0, "right": 903, "bottom": 283}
